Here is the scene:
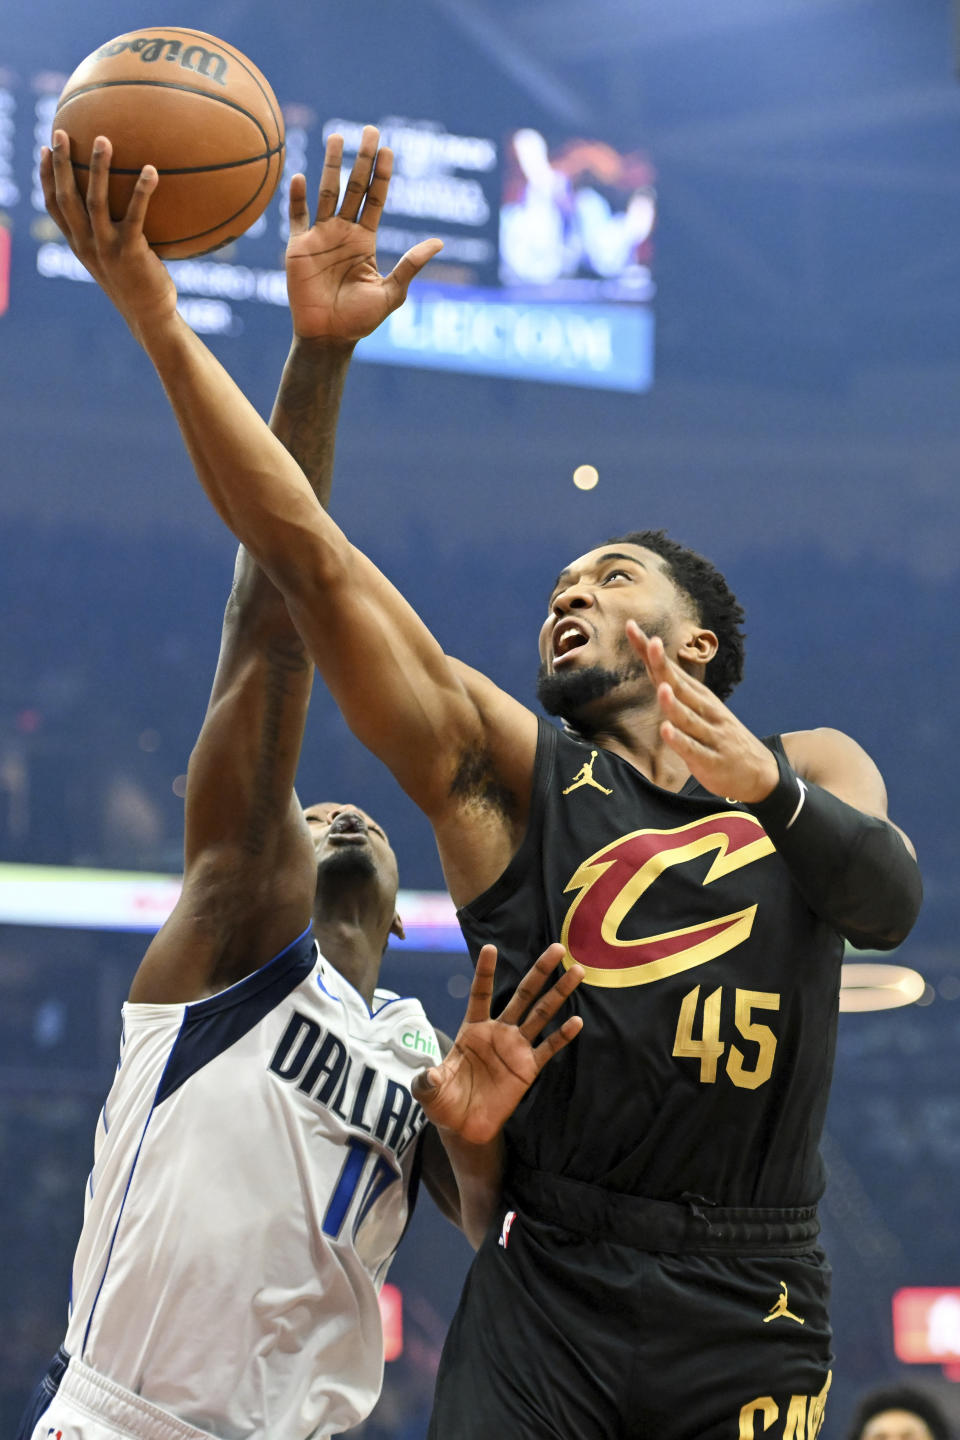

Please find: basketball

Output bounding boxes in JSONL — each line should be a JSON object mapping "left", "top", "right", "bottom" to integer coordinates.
{"left": 52, "top": 28, "right": 285, "bottom": 260}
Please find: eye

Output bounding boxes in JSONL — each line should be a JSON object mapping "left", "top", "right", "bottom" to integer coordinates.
{"left": 602, "top": 568, "right": 632, "bottom": 584}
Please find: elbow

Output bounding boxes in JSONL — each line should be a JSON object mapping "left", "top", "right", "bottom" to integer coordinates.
{"left": 839, "top": 860, "right": 924, "bottom": 952}
{"left": 261, "top": 528, "right": 351, "bottom": 613}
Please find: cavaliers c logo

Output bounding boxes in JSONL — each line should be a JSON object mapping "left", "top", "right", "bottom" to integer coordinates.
{"left": 560, "top": 813, "right": 775, "bottom": 988}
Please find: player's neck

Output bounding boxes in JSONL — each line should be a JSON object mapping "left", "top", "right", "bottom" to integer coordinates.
{"left": 583, "top": 701, "right": 692, "bottom": 792}
{"left": 312, "top": 913, "right": 384, "bottom": 1007}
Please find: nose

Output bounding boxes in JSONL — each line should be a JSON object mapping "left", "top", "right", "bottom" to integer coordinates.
{"left": 328, "top": 809, "right": 367, "bottom": 836}
{"left": 552, "top": 582, "right": 594, "bottom": 615}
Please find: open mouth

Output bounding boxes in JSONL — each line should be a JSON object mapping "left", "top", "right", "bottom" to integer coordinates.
{"left": 552, "top": 622, "right": 590, "bottom": 663}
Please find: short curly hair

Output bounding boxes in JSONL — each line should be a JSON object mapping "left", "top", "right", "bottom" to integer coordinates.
{"left": 846, "top": 1384, "right": 952, "bottom": 1440}
{"left": 604, "top": 529, "right": 746, "bottom": 701}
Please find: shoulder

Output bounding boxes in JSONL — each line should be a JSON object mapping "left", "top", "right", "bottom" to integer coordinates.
{"left": 780, "top": 726, "right": 884, "bottom": 789}
{"left": 779, "top": 728, "right": 916, "bottom": 852}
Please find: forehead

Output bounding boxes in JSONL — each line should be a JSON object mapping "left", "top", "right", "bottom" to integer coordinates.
{"left": 863, "top": 1416, "right": 930, "bottom": 1440}
{"left": 551, "top": 543, "right": 668, "bottom": 592}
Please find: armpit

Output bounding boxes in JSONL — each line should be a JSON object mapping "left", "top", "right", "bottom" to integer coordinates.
{"left": 450, "top": 743, "right": 518, "bottom": 820}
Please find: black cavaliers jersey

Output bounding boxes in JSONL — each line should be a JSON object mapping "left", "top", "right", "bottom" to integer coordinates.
{"left": 457, "top": 721, "right": 845, "bottom": 1209}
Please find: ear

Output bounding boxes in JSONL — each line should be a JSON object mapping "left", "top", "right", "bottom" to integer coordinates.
{"left": 678, "top": 627, "right": 718, "bottom": 666}
{"left": 390, "top": 911, "right": 406, "bottom": 941}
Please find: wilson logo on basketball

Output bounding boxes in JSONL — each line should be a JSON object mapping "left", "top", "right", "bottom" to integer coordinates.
{"left": 96, "top": 36, "right": 229, "bottom": 85}
{"left": 560, "top": 813, "right": 775, "bottom": 988}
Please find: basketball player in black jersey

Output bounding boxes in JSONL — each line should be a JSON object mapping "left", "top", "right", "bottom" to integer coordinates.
{"left": 43, "top": 126, "right": 923, "bottom": 1440}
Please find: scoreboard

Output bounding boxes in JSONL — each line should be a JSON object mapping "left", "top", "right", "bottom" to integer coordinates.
{"left": 0, "top": 65, "right": 655, "bottom": 391}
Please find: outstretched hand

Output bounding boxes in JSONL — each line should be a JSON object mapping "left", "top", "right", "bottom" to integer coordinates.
{"left": 627, "top": 621, "right": 779, "bottom": 804}
{"left": 412, "top": 944, "right": 583, "bottom": 1146}
{"left": 40, "top": 132, "right": 177, "bottom": 343}
{"left": 285, "top": 126, "right": 443, "bottom": 344}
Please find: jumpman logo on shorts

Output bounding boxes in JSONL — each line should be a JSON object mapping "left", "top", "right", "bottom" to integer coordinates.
{"left": 762, "top": 1281, "right": 805, "bottom": 1325}
{"left": 562, "top": 751, "right": 613, "bottom": 796}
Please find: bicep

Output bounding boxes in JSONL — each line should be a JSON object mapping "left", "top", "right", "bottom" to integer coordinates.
{"left": 284, "top": 541, "right": 535, "bottom": 823}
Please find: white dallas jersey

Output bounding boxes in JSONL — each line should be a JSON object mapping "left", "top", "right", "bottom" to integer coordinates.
{"left": 60, "top": 926, "right": 439, "bottom": 1440}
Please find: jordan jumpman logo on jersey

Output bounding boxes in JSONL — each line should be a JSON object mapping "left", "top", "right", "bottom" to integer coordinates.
{"left": 563, "top": 751, "right": 613, "bottom": 796}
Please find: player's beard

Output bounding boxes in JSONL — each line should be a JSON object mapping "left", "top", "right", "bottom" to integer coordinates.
{"left": 315, "top": 844, "right": 379, "bottom": 901}
{"left": 536, "top": 620, "right": 666, "bottom": 733}
{"left": 536, "top": 659, "right": 646, "bottom": 732}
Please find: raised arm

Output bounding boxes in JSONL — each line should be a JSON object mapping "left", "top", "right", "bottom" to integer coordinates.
{"left": 93, "top": 144, "right": 425, "bottom": 1002}
{"left": 41, "top": 128, "right": 539, "bottom": 908}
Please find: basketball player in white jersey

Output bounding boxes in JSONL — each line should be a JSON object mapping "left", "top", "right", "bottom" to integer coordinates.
{"left": 21, "top": 129, "right": 584, "bottom": 1440}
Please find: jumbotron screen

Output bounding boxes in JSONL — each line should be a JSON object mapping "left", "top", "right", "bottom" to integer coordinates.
{"left": 0, "top": 67, "right": 656, "bottom": 391}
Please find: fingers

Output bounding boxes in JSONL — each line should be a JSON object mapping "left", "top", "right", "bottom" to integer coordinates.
{"left": 48, "top": 130, "right": 89, "bottom": 238}
{"left": 627, "top": 622, "right": 682, "bottom": 689}
{"left": 627, "top": 621, "right": 715, "bottom": 715}
{"left": 533, "top": 1013, "right": 584, "bottom": 1074}
{"left": 119, "top": 162, "right": 159, "bottom": 239}
{"left": 357, "top": 145, "right": 392, "bottom": 232}
{"left": 386, "top": 238, "right": 444, "bottom": 304}
{"left": 39, "top": 145, "right": 67, "bottom": 236}
{"left": 496, "top": 942, "right": 567, "bottom": 1027}
{"left": 86, "top": 135, "right": 159, "bottom": 243}
{"left": 338, "top": 123, "right": 379, "bottom": 224}
{"left": 411, "top": 1065, "right": 444, "bottom": 1105}
{"left": 314, "top": 134, "right": 343, "bottom": 224}
{"left": 84, "top": 136, "right": 113, "bottom": 231}
{"left": 655, "top": 679, "right": 718, "bottom": 750}
{"left": 287, "top": 172, "right": 310, "bottom": 235}
{"left": 659, "top": 717, "right": 709, "bottom": 763}
{"left": 45, "top": 131, "right": 156, "bottom": 247}
{"left": 517, "top": 961, "right": 584, "bottom": 1046}
{"left": 461, "top": 944, "right": 497, "bottom": 1027}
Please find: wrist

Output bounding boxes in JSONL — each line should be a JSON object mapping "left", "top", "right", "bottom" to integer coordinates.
{"left": 436, "top": 1124, "right": 504, "bottom": 1161}
{"left": 136, "top": 306, "right": 189, "bottom": 359}
{"left": 744, "top": 747, "right": 805, "bottom": 830}
{"left": 289, "top": 334, "right": 357, "bottom": 362}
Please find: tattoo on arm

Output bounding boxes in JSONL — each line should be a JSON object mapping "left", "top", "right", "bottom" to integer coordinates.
{"left": 269, "top": 348, "right": 351, "bottom": 511}
{"left": 242, "top": 631, "right": 311, "bottom": 857}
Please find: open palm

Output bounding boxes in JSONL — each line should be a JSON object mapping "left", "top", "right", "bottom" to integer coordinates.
{"left": 413, "top": 944, "right": 583, "bottom": 1145}
{"left": 285, "top": 126, "right": 442, "bottom": 343}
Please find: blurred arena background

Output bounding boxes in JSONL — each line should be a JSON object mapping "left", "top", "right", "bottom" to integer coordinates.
{"left": 2, "top": 0, "right": 959, "bottom": 1432}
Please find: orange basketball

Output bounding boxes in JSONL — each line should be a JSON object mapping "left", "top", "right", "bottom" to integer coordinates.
{"left": 52, "top": 28, "right": 285, "bottom": 260}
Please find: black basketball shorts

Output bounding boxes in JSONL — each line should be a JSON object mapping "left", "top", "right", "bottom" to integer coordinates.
{"left": 427, "top": 1205, "right": 833, "bottom": 1440}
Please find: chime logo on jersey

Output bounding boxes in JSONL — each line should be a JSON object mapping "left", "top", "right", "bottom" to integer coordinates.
{"left": 560, "top": 812, "right": 775, "bottom": 988}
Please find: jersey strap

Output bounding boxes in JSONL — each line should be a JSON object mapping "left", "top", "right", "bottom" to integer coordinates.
{"left": 156, "top": 926, "right": 316, "bottom": 1104}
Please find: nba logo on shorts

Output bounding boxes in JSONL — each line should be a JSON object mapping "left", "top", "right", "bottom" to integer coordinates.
{"left": 498, "top": 1209, "right": 517, "bottom": 1249}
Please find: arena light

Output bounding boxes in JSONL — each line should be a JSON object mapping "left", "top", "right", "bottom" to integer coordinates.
{"left": 0, "top": 862, "right": 465, "bottom": 950}
{"left": 0, "top": 865, "right": 930, "bottom": 973}
{"left": 838, "top": 962, "right": 926, "bottom": 1012}
{"left": 379, "top": 1283, "right": 404, "bottom": 1362}
{"left": 893, "top": 1287, "right": 960, "bottom": 1380}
